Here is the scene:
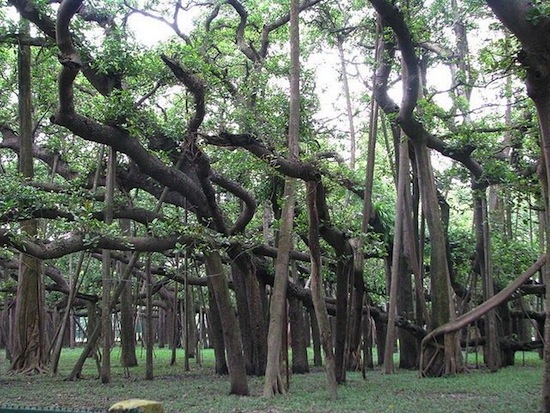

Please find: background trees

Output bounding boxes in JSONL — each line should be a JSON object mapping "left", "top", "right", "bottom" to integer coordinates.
{"left": 0, "top": 0, "right": 549, "bottom": 408}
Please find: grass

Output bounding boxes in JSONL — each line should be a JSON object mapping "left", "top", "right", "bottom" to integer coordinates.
{"left": 0, "top": 347, "right": 543, "bottom": 413}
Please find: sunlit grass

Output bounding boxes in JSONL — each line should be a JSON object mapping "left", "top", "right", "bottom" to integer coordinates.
{"left": 0, "top": 347, "right": 543, "bottom": 412}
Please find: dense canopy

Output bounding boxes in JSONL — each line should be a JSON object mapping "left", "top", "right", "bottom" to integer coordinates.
{"left": 1, "top": 0, "right": 550, "bottom": 409}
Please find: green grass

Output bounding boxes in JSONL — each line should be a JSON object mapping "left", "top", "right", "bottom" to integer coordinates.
{"left": 0, "top": 348, "right": 543, "bottom": 413}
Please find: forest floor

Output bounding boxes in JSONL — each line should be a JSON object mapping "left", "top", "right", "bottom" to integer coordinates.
{"left": 0, "top": 347, "right": 542, "bottom": 413}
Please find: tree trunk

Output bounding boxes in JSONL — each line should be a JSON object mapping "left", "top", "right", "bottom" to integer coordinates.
{"left": 384, "top": 133, "right": 409, "bottom": 373}
{"left": 310, "top": 308, "right": 322, "bottom": 367}
{"left": 334, "top": 258, "right": 351, "bottom": 382}
{"left": 145, "top": 256, "right": 154, "bottom": 380}
{"left": 263, "top": 176, "right": 295, "bottom": 396}
{"left": 205, "top": 250, "right": 249, "bottom": 395}
{"left": 289, "top": 295, "right": 309, "bottom": 374}
{"left": 474, "top": 190, "right": 501, "bottom": 371}
{"left": 100, "top": 147, "right": 115, "bottom": 384}
{"left": 206, "top": 288, "right": 228, "bottom": 375}
{"left": 263, "top": 0, "right": 300, "bottom": 397}
{"left": 307, "top": 180, "right": 338, "bottom": 400}
{"left": 120, "top": 221, "right": 138, "bottom": 368}
{"left": 397, "top": 253, "right": 418, "bottom": 369}
{"left": 413, "top": 140, "right": 460, "bottom": 377}
{"left": 10, "top": 20, "right": 47, "bottom": 374}
{"left": 336, "top": 36, "right": 357, "bottom": 170}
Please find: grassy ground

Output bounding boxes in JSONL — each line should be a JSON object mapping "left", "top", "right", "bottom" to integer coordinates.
{"left": 0, "top": 347, "right": 543, "bottom": 413}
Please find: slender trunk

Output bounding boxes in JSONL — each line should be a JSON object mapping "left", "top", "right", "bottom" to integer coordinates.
{"left": 263, "top": 177, "right": 295, "bottom": 396}
{"left": 183, "top": 252, "right": 191, "bottom": 371}
{"left": 100, "top": 147, "right": 115, "bottom": 384}
{"left": 334, "top": 259, "right": 350, "bottom": 383}
{"left": 474, "top": 190, "right": 500, "bottom": 371}
{"left": 145, "top": 256, "right": 154, "bottom": 380}
{"left": 51, "top": 253, "right": 86, "bottom": 374}
{"left": 535, "top": 99, "right": 550, "bottom": 413}
{"left": 120, "top": 220, "right": 138, "bottom": 368}
{"left": 310, "top": 308, "right": 322, "bottom": 367}
{"left": 307, "top": 180, "right": 337, "bottom": 400}
{"left": 263, "top": 0, "right": 300, "bottom": 397}
{"left": 384, "top": 135, "right": 409, "bottom": 373}
{"left": 337, "top": 37, "right": 357, "bottom": 170}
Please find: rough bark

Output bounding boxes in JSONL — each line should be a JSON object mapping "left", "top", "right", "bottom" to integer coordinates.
{"left": 484, "top": 2, "right": 550, "bottom": 409}
{"left": 263, "top": 0, "right": 300, "bottom": 397}
{"left": 289, "top": 295, "right": 309, "bottom": 374}
{"left": 205, "top": 250, "right": 249, "bottom": 395}
{"left": 10, "top": 18, "right": 47, "bottom": 374}
{"left": 307, "top": 180, "right": 338, "bottom": 400}
{"left": 100, "top": 147, "right": 115, "bottom": 384}
{"left": 119, "top": 236, "right": 138, "bottom": 367}
{"left": 384, "top": 133, "right": 409, "bottom": 374}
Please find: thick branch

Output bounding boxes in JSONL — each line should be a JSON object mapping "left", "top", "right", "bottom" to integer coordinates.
{"left": 0, "top": 229, "right": 195, "bottom": 260}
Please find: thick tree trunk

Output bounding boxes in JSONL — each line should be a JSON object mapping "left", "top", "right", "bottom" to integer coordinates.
{"left": 11, "top": 20, "right": 47, "bottom": 374}
{"left": 230, "top": 250, "right": 267, "bottom": 376}
{"left": 231, "top": 261, "right": 254, "bottom": 374}
{"left": 413, "top": 140, "right": 460, "bottom": 377}
{"left": 289, "top": 295, "right": 309, "bottom": 374}
{"left": 205, "top": 250, "right": 248, "bottom": 395}
{"left": 206, "top": 288, "right": 228, "bottom": 375}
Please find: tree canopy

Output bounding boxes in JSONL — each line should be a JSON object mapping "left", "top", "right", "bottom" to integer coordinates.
{"left": 1, "top": 0, "right": 550, "bottom": 409}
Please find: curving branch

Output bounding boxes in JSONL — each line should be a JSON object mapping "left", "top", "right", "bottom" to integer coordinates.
{"left": 226, "top": 0, "right": 262, "bottom": 63}
{"left": 202, "top": 132, "right": 321, "bottom": 181}
{"left": 0, "top": 126, "right": 78, "bottom": 180}
{"left": 161, "top": 54, "right": 205, "bottom": 136}
{"left": 211, "top": 173, "right": 256, "bottom": 235}
{"left": 372, "top": 34, "right": 488, "bottom": 186}
{"left": 55, "top": 0, "right": 84, "bottom": 115}
{"left": 9, "top": 0, "right": 118, "bottom": 95}
{"left": 420, "top": 255, "right": 546, "bottom": 375}
{"left": 369, "top": 0, "right": 419, "bottom": 118}
{"left": 0, "top": 229, "right": 195, "bottom": 260}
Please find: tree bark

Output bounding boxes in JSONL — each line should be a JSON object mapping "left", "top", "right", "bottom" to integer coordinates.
{"left": 100, "top": 147, "right": 115, "bottom": 384}
{"left": 10, "top": 18, "right": 47, "bottom": 374}
{"left": 384, "top": 133, "right": 409, "bottom": 373}
{"left": 145, "top": 256, "right": 154, "bottom": 380}
{"left": 119, "top": 239, "right": 138, "bottom": 367}
{"left": 289, "top": 294, "right": 309, "bottom": 374}
{"left": 307, "top": 180, "right": 338, "bottom": 400}
{"left": 205, "top": 250, "right": 249, "bottom": 395}
{"left": 263, "top": 0, "right": 300, "bottom": 397}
